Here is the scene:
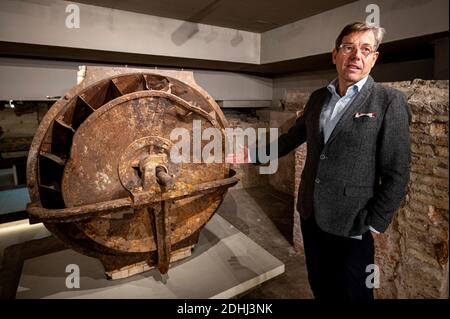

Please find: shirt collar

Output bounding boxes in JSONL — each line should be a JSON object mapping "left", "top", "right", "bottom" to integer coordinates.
{"left": 327, "top": 76, "right": 369, "bottom": 96}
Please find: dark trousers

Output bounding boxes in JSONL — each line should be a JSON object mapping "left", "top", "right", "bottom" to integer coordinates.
{"left": 300, "top": 215, "right": 375, "bottom": 300}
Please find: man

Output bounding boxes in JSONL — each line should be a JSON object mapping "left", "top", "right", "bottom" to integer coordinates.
{"left": 260, "top": 22, "right": 411, "bottom": 299}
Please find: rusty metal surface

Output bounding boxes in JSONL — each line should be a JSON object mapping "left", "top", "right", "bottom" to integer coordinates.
{"left": 27, "top": 170, "right": 238, "bottom": 222}
{"left": 26, "top": 67, "right": 227, "bottom": 203}
{"left": 26, "top": 68, "right": 237, "bottom": 277}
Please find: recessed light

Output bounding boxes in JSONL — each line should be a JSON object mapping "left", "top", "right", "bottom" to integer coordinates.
{"left": 255, "top": 20, "right": 272, "bottom": 25}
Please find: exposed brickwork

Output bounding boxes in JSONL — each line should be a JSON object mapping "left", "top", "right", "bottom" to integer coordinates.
{"left": 280, "top": 91, "right": 312, "bottom": 112}
{"left": 374, "top": 80, "right": 449, "bottom": 298}
{"left": 275, "top": 90, "right": 310, "bottom": 251}
{"left": 226, "top": 113, "right": 269, "bottom": 189}
{"left": 278, "top": 90, "right": 311, "bottom": 252}
{"left": 0, "top": 109, "right": 38, "bottom": 137}
{"left": 293, "top": 144, "right": 307, "bottom": 251}
{"left": 0, "top": 104, "right": 48, "bottom": 154}
{"left": 268, "top": 111, "right": 297, "bottom": 195}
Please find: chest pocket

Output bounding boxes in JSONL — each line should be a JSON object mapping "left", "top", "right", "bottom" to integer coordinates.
{"left": 352, "top": 115, "right": 378, "bottom": 129}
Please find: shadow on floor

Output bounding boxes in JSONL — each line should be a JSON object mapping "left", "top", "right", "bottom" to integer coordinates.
{"left": 217, "top": 185, "right": 294, "bottom": 247}
{"left": 217, "top": 185, "right": 313, "bottom": 299}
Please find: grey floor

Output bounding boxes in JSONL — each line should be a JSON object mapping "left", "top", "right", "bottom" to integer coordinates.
{"left": 217, "top": 186, "right": 313, "bottom": 299}
{"left": 0, "top": 185, "right": 313, "bottom": 299}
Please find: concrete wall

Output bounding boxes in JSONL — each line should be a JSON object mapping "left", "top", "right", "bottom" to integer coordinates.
{"left": 194, "top": 70, "right": 272, "bottom": 101}
{"left": 0, "top": 0, "right": 445, "bottom": 102}
{"left": 1, "top": 55, "right": 433, "bottom": 102}
{"left": 261, "top": 0, "right": 449, "bottom": 63}
{"left": 0, "top": 58, "right": 77, "bottom": 101}
{"left": 0, "top": 0, "right": 260, "bottom": 64}
{"left": 1, "top": 0, "right": 447, "bottom": 65}
{"left": 0, "top": 57, "right": 273, "bottom": 101}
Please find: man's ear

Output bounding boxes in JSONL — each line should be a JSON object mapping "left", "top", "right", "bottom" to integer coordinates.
{"left": 371, "top": 51, "right": 379, "bottom": 68}
{"left": 332, "top": 48, "right": 337, "bottom": 65}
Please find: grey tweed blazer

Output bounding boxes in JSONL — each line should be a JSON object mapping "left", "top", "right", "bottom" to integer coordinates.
{"left": 276, "top": 75, "right": 411, "bottom": 237}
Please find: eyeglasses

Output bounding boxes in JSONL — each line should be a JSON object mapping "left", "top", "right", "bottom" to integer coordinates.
{"left": 337, "top": 44, "right": 376, "bottom": 58}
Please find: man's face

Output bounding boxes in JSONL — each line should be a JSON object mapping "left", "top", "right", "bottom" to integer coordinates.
{"left": 332, "top": 30, "right": 379, "bottom": 87}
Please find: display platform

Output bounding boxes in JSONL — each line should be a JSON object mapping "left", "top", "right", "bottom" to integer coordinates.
{"left": 11, "top": 214, "right": 284, "bottom": 299}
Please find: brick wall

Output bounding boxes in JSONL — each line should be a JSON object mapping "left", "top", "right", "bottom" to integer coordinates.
{"left": 225, "top": 112, "right": 269, "bottom": 190}
{"left": 0, "top": 103, "right": 49, "bottom": 154}
{"left": 256, "top": 109, "right": 298, "bottom": 195}
{"left": 375, "top": 80, "right": 449, "bottom": 298}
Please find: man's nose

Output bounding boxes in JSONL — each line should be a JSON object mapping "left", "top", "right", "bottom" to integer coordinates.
{"left": 350, "top": 47, "right": 364, "bottom": 60}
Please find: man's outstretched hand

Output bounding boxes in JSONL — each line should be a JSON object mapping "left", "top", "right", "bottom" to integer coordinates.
{"left": 225, "top": 144, "right": 250, "bottom": 164}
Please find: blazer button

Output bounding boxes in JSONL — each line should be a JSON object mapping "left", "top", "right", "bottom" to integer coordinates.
{"left": 315, "top": 178, "right": 320, "bottom": 184}
{"left": 320, "top": 154, "right": 326, "bottom": 160}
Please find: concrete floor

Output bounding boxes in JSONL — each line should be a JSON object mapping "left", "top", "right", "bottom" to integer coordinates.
{"left": 0, "top": 185, "right": 313, "bottom": 299}
{"left": 217, "top": 186, "right": 313, "bottom": 299}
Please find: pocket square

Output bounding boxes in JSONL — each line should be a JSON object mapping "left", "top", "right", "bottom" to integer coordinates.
{"left": 354, "top": 112, "right": 376, "bottom": 118}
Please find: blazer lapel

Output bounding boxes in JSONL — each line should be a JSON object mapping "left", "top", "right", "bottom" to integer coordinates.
{"left": 325, "top": 76, "right": 374, "bottom": 146}
{"left": 312, "top": 91, "right": 331, "bottom": 151}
